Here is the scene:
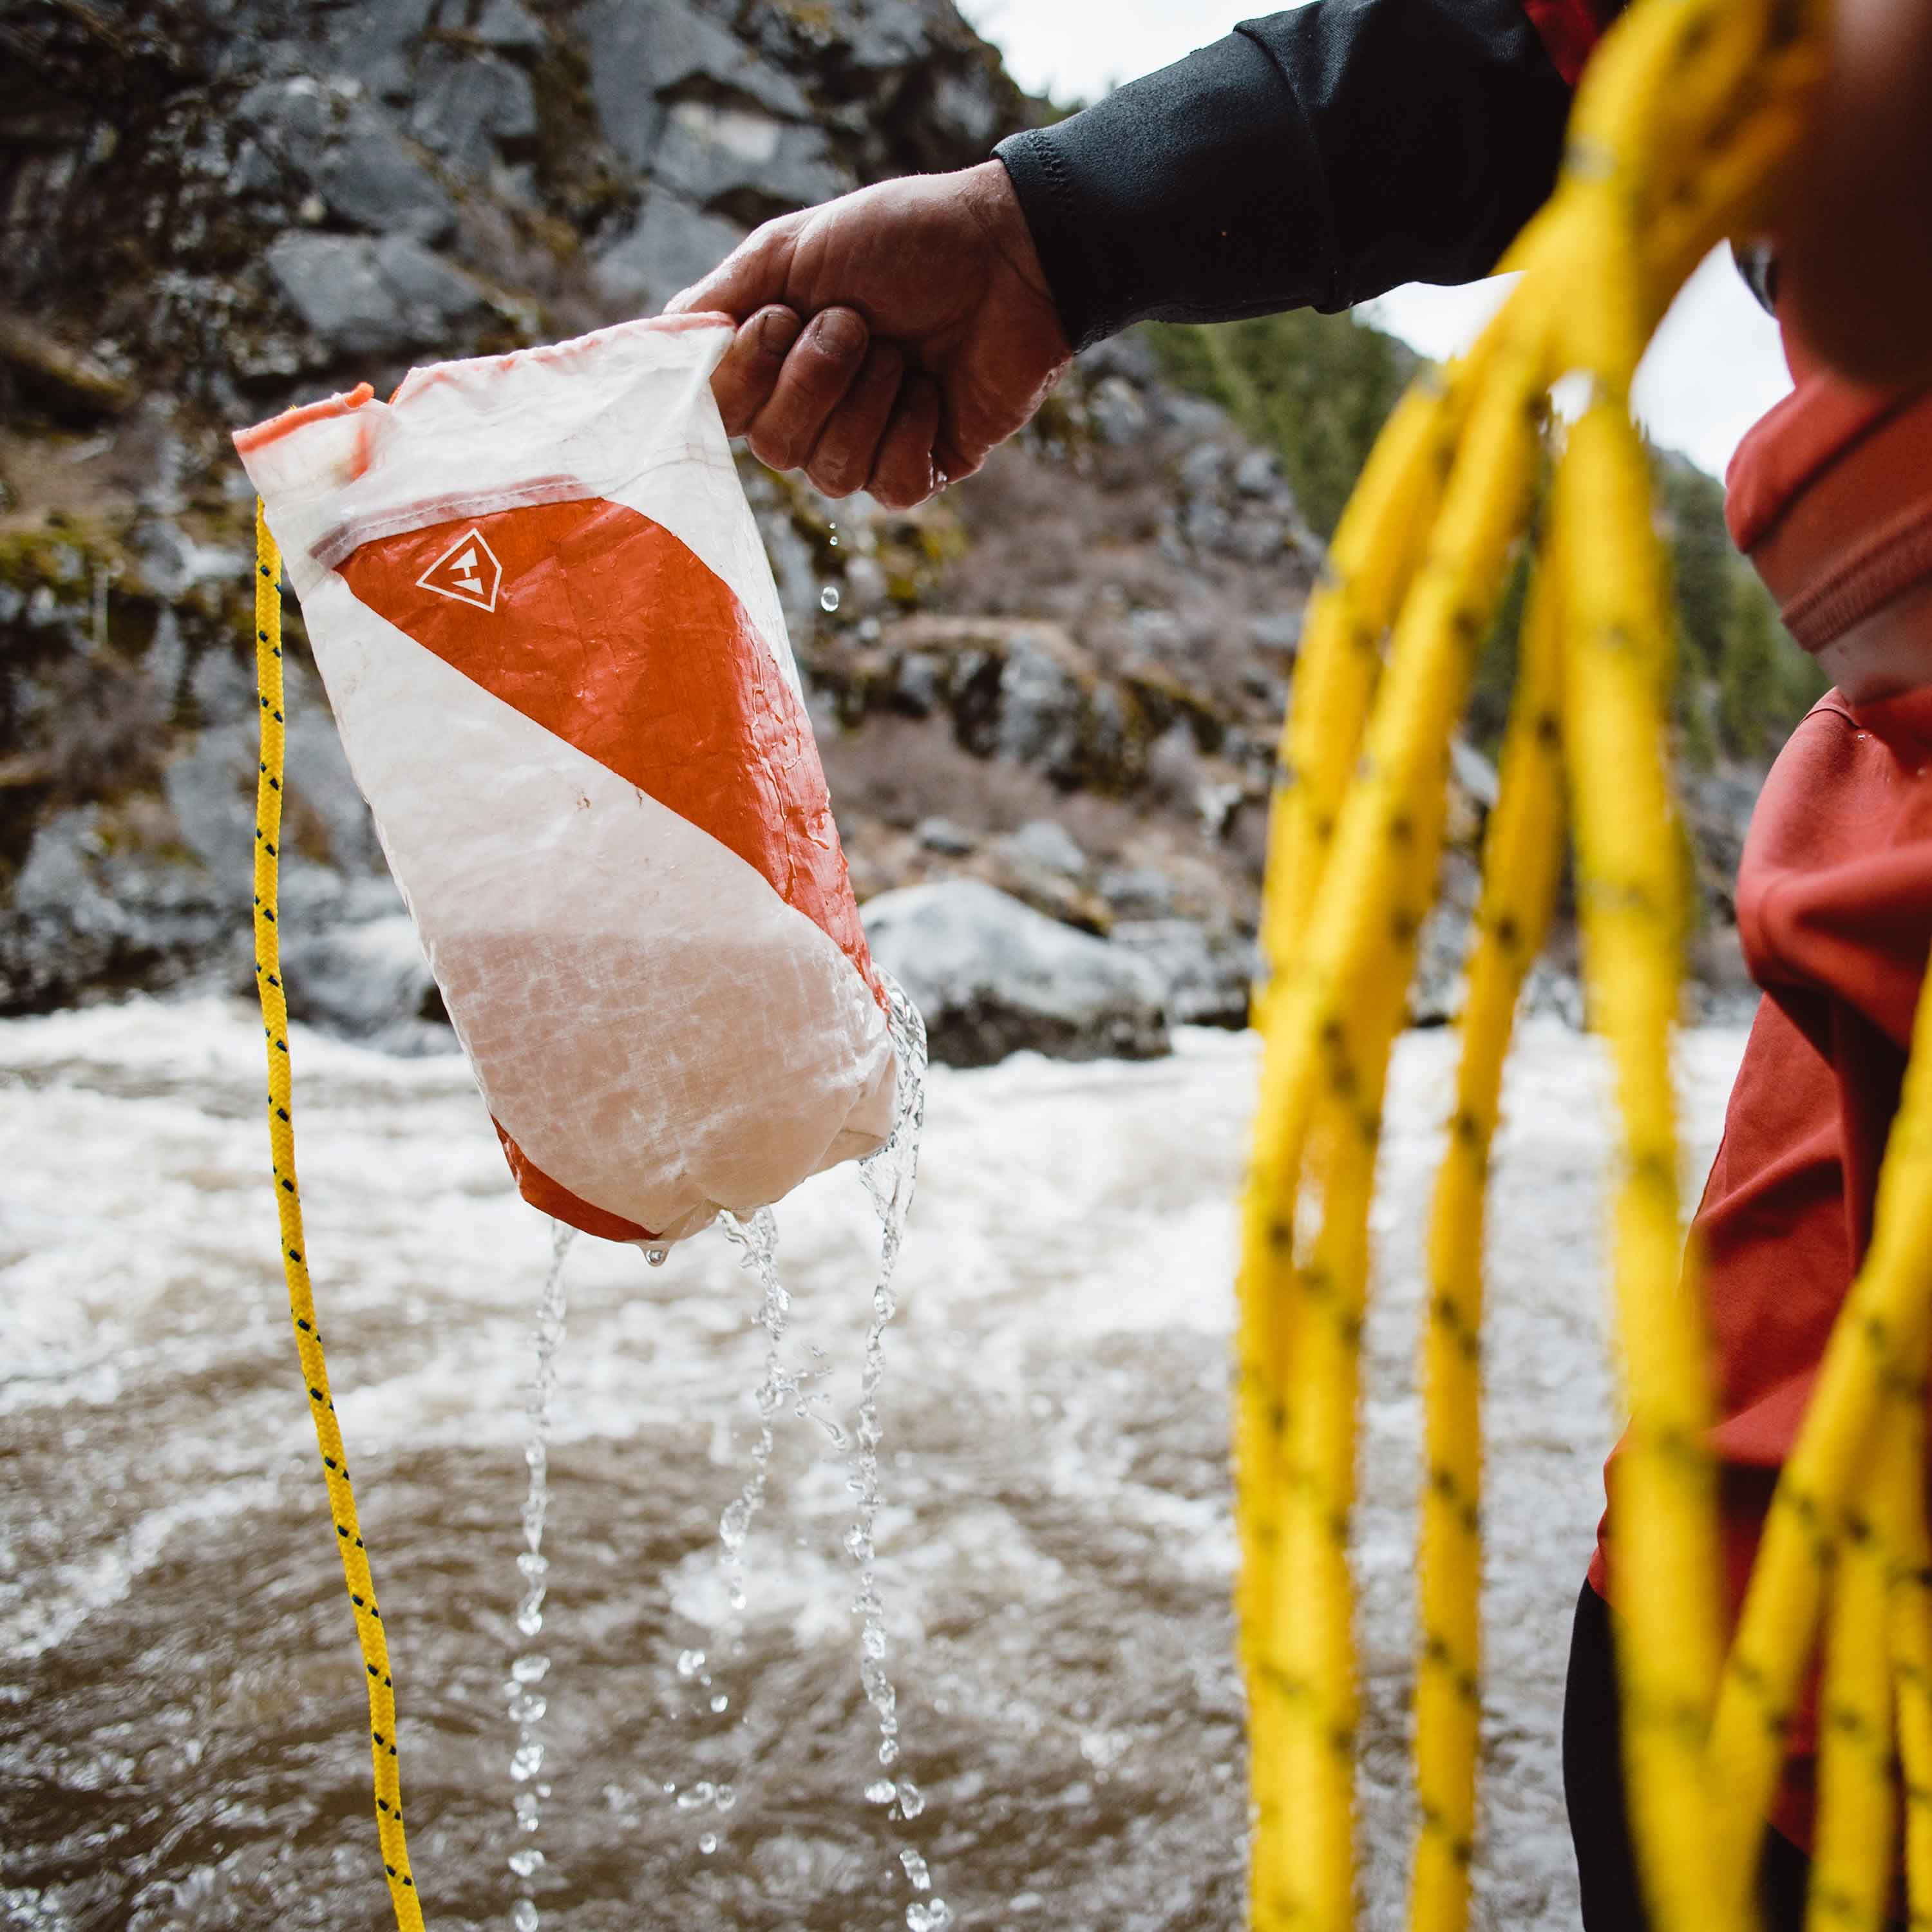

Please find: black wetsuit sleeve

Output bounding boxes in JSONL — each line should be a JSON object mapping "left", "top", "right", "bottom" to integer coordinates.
{"left": 993, "top": 0, "right": 1578, "bottom": 350}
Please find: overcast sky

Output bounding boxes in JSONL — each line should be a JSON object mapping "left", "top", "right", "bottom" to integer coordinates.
{"left": 954, "top": 0, "right": 1791, "bottom": 478}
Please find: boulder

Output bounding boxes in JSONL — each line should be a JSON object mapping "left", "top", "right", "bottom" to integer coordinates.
{"left": 862, "top": 880, "right": 1168, "bottom": 1068}
{"left": 652, "top": 100, "right": 851, "bottom": 218}
{"left": 267, "top": 232, "right": 484, "bottom": 359}
{"left": 1111, "top": 919, "right": 1257, "bottom": 1030}
{"left": 238, "top": 79, "right": 455, "bottom": 242}
{"left": 281, "top": 912, "right": 450, "bottom": 1048}
{"left": 473, "top": 0, "right": 547, "bottom": 54}
{"left": 579, "top": 0, "right": 810, "bottom": 173}
{"left": 408, "top": 45, "right": 538, "bottom": 178}
{"left": 914, "top": 816, "right": 976, "bottom": 857}
{"left": 996, "top": 818, "right": 1086, "bottom": 878}
{"left": 592, "top": 193, "right": 746, "bottom": 314}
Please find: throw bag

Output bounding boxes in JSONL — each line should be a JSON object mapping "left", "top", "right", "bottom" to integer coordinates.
{"left": 234, "top": 316, "right": 896, "bottom": 1247}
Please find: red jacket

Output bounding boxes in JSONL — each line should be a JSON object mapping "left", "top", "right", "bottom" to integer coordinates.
{"left": 1589, "top": 681, "right": 1932, "bottom": 1842}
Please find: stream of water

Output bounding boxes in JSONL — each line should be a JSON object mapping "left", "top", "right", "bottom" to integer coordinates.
{"left": 0, "top": 996, "right": 1749, "bottom": 1931}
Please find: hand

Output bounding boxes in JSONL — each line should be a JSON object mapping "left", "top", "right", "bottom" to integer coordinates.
{"left": 665, "top": 160, "right": 1073, "bottom": 509}
{"left": 1777, "top": 0, "right": 1932, "bottom": 387}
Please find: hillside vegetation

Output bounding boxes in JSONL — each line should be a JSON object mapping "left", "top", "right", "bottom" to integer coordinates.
{"left": 1146, "top": 309, "right": 1825, "bottom": 766}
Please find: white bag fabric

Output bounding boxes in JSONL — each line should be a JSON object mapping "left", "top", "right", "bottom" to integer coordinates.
{"left": 236, "top": 316, "right": 896, "bottom": 1245}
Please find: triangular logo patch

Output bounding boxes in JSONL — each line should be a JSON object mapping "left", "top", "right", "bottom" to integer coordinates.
{"left": 415, "top": 527, "right": 502, "bottom": 612}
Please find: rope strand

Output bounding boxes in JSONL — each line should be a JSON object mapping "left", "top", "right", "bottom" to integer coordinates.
{"left": 253, "top": 502, "right": 428, "bottom": 1932}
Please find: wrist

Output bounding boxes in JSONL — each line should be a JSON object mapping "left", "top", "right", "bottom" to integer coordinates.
{"left": 960, "top": 158, "right": 1067, "bottom": 350}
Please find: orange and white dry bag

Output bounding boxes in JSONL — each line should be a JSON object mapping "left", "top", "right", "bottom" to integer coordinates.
{"left": 234, "top": 316, "right": 896, "bottom": 1247}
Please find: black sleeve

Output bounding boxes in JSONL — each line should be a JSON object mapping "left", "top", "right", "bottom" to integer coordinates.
{"left": 994, "top": 0, "right": 1575, "bottom": 350}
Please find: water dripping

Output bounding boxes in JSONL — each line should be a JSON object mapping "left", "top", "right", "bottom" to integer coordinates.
{"left": 644, "top": 1245, "right": 668, "bottom": 1268}
{"left": 819, "top": 584, "right": 841, "bottom": 613}
{"left": 715, "top": 1205, "right": 791, "bottom": 1606}
{"left": 848, "top": 976, "right": 927, "bottom": 1782}
{"left": 848, "top": 979, "right": 942, "bottom": 1909}
{"left": 506, "top": 1220, "right": 574, "bottom": 1931}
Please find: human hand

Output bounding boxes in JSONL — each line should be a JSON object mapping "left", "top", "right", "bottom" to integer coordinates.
{"left": 665, "top": 160, "right": 1073, "bottom": 509}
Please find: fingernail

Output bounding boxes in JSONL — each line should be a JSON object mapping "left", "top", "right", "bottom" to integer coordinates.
{"left": 810, "top": 308, "right": 867, "bottom": 356}
{"left": 755, "top": 307, "right": 801, "bottom": 352}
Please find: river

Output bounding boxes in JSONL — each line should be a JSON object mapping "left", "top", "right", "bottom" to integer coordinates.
{"left": 0, "top": 998, "right": 1748, "bottom": 1931}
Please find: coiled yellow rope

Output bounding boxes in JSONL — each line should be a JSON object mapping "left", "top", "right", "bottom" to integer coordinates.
{"left": 253, "top": 503, "right": 428, "bottom": 1931}
{"left": 1227, "top": 0, "right": 1932, "bottom": 1917}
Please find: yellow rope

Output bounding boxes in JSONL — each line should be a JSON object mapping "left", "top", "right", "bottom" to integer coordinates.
{"left": 1408, "top": 535, "right": 1567, "bottom": 1932}
{"left": 1234, "top": 0, "right": 1869, "bottom": 1919}
{"left": 253, "top": 502, "right": 428, "bottom": 1932}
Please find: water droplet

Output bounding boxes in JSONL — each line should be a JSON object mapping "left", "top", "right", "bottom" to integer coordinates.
{"left": 862, "top": 1625, "right": 887, "bottom": 1661}
{"left": 828, "top": 532, "right": 840, "bottom": 546}
{"left": 515, "top": 1792, "right": 541, "bottom": 1830}
{"left": 676, "top": 1648, "right": 705, "bottom": 1678}
{"left": 513, "top": 1654, "right": 551, "bottom": 1683}
{"left": 865, "top": 1779, "right": 896, "bottom": 1804}
{"left": 508, "top": 1848, "right": 545, "bottom": 1879}
{"left": 512, "top": 1901, "right": 539, "bottom": 1932}
{"left": 819, "top": 584, "right": 841, "bottom": 613}
{"left": 714, "top": 1784, "right": 737, "bottom": 1812}
{"left": 698, "top": 1832, "right": 719, "bottom": 1855}
{"left": 900, "top": 1848, "right": 931, "bottom": 1891}
{"left": 677, "top": 1781, "right": 714, "bottom": 1811}
{"left": 516, "top": 1604, "right": 544, "bottom": 1636}
{"left": 878, "top": 1736, "right": 900, "bottom": 1766}
{"left": 510, "top": 1742, "right": 544, "bottom": 1781}
{"left": 709, "top": 1693, "right": 729, "bottom": 1714}
{"left": 896, "top": 1777, "right": 925, "bottom": 1818}
{"left": 507, "top": 1691, "right": 546, "bottom": 1725}
{"left": 516, "top": 1551, "right": 549, "bottom": 1581}
{"left": 645, "top": 1246, "right": 668, "bottom": 1267}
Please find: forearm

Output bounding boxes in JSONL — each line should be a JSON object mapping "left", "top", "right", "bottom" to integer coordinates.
{"left": 995, "top": 0, "right": 1589, "bottom": 350}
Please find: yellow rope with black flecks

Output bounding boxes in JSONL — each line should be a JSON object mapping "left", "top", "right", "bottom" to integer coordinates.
{"left": 1229, "top": 0, "right": 1932, "bottom": 1917}
{"left": 253, "top": 502, "right": 428, "bottom": 1932}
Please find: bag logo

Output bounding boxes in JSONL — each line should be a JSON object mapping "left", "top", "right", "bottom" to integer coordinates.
{"left": 417, "top": 528, "right": 503, "bottom": 612}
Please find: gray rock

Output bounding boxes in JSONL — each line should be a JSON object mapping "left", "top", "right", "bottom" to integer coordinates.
{"left": 473, "top": 0, "right": 548, "bottom": 53}
{"left": 1248, "top": 610, "right": 1303, "bottom": 655}
{"left": 995, "top": 640, "right": 1085, "bottom": 773}
{"left": 1111, "top": 919, "right": 1256, "bottom": 1030}
{"left": 281, "top": 913, "right": 449, "bottom": 1045}
{"left": 592, "top": 193, "right": 746, "bottom": 314}
{"left": 1099, "top": 867, "right": 1176, "bottom": 918}
{"left": 1087, "top": 374, "right": 1148, "bottom": 448}
{"left": 999, "top": 819, "right": 1086, "bottom": 878}
{"left": 236, "top": 75, "right": 332, "bottom": 177}
{"left": 236, "top": 79, "right": 455, "bottom": 240}
{"left": 319, "top": 104, "right": 455, "bottom": 242}
{"left": 409, "top": 46, "right": 538, "bottom": 176}
{"left": 1235, "top": 448, "right": 1280, "bottom": 497}
{"left": 915, "top": 816, "right": 976, "bottom": 856}
{"left": 652, "top": 99, "right": 851, "bottom": 216}
{"left": 580, "top": 0, "right": 810, "bottom": 173}
{"left": 862, "top": 880, "right": 1168, "bottom": 1068}
{"left": 267, "top": 232, "right": 484, "bottom": 358}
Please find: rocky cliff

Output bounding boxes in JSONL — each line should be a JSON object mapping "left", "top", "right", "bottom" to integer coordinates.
{"left": 0, "top": 0, "right": 1761, "bottom": 1059}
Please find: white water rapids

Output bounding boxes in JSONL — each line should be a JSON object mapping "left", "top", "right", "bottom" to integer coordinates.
{"left": 0, "top": 996, "right": 1748, "bottom": 1930}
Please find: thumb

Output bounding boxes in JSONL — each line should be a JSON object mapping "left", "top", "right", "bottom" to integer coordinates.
{"left": 664, "top": 216, "right": 800, "bottom": 319}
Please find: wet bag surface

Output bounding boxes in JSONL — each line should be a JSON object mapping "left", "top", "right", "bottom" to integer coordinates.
{"left": 235, "top": 316, "right": 895, "bottom": 1244}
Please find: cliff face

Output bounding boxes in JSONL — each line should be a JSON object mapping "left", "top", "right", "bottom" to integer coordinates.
{"left": 0, "top": 0, "right": 1340, "bottom": 1041}
{"left": 0, "top": 0, "right": 1743, "bottom": 1052}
